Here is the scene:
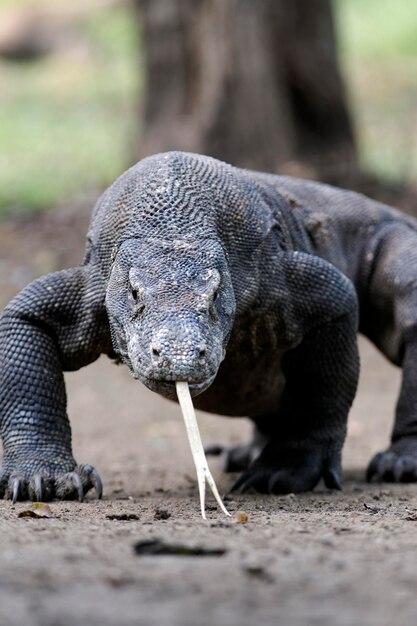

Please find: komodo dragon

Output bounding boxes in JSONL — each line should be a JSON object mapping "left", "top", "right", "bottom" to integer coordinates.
{"left": 1, "top": 151, "right": 416, "bottom": 502}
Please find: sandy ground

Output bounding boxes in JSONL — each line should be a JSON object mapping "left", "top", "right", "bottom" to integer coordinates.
{"left": 1, "top": 209, "right": 417, "bottom": 626}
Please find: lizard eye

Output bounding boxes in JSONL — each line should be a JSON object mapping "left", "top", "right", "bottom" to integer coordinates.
{"left": 209, "top": 288, "right": 220, "bottom": 320}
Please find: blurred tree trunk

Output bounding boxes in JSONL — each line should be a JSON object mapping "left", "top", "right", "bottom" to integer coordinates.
{"left": 135, "top": 0, "right": 357, "bottom": 179}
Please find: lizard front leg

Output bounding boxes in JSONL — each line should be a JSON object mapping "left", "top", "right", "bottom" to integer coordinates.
{"left": 0, "top": 265, "right": 110, "bottom": 501}
{"left": 232, "top": 253, "right": 360, "bottom": 494}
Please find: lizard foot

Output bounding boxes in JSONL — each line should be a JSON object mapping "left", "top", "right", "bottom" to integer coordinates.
{"left": 0, "top": 463, "right": 103, "bottom": 502}
{"left": 230, "top": 444, "right": 342, "bottom": 494}
{"left": 367, "top": 437, "right": 417, "bottom": 482}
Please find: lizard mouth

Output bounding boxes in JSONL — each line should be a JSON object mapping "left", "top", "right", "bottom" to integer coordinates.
{"left": 142, "top": 375, "right": 216, "bottom": 399}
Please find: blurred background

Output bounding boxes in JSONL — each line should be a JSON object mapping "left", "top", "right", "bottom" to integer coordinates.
{"left": 0, "top": 0, "right": 416, "bottom": 300}
{"left": 1, "top": 4, "right": 417, "bottom": 622}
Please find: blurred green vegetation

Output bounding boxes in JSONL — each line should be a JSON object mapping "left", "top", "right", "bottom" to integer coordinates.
{"left": 0, "top": 2, "right": 139, "bottom": 214}
{"left": 0, "top": 0, "right": 416, "bottom": 215}
{"left": 335, "top": 0, "right": 417, "bottom": 182}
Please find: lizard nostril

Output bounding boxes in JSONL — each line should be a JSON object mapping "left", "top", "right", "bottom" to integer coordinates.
{"left": 151, "top": 347, "right": 160, "bottom": 357}
{"left": 199, "top": 348, "right": 206, "bottom": 358}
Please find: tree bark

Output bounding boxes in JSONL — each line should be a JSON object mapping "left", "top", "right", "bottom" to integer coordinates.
{"left": 135, "top": 0, "right": 356, "bottom": 177}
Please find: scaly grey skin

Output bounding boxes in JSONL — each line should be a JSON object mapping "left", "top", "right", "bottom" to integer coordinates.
{"left": 0, "top": 151, "right": 416, "bottom": 502}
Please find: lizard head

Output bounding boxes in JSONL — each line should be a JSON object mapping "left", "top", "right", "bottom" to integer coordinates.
{"left": 106, "top": 237, "right": 235, "bottom": 399}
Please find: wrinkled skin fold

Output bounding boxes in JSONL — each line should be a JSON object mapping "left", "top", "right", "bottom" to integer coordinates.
{"left": 1, "top": 151, "right": 417, "bottom": 503}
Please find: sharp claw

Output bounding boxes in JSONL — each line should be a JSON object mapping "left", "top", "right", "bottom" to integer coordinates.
{"left": 80, "top": 464, "right": 103, "bottom": 499}
{"left": 323, "top": 467, "right": 342, "bottom": 490}
{"left": 70, "top": 472, "right": 84, "bottom": 502}
{"left": 366, "top": 452, "right": 383, "bottom": 482}
{"left": 393, "top": 459, "right": 405, "bottom": 482}
{"left": 392, "top": 457, "right": 417, "bottom": 482}
{"left": 229, "top": 472, "right": 250, "bottom": 493}
{"left": 267, "top": 474, "right": 279, "bottom": 494}
{"left": 12, "top": 478, "right": 20, "bottom": 504}
{"left": 378, "top": 453, "right": 396, "bottom": 480}
{"left": 91, "top": 468, "right": 103, "bottom": 499}
{"left": 229, "top": 477, "right": 244, "bottom": 494}
{"left": 34, "top": 475, "right": 43, "bottom": 502}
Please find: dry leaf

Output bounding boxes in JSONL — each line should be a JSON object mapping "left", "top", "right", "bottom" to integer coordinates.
{"left": 18, "top": 502, "right": 53, "bottom": 518}
{"left": 234, "top": 511, "right": 249, "bottom": 524}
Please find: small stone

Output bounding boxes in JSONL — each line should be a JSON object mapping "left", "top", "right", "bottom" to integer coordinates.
{"left": 154, "top": 508, "right": 171, "bottom": 520}
{"left": 364, "top": 502, "right": 386, "bottom": 513}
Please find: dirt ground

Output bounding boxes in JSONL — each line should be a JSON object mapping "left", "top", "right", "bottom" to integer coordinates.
{"left": 1, "top": 206, "right": 417, "bottom": 626}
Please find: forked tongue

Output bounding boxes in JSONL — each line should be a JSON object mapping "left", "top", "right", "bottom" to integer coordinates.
{"left": 176, "top": 381, "right": 231, "bottom": 519}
